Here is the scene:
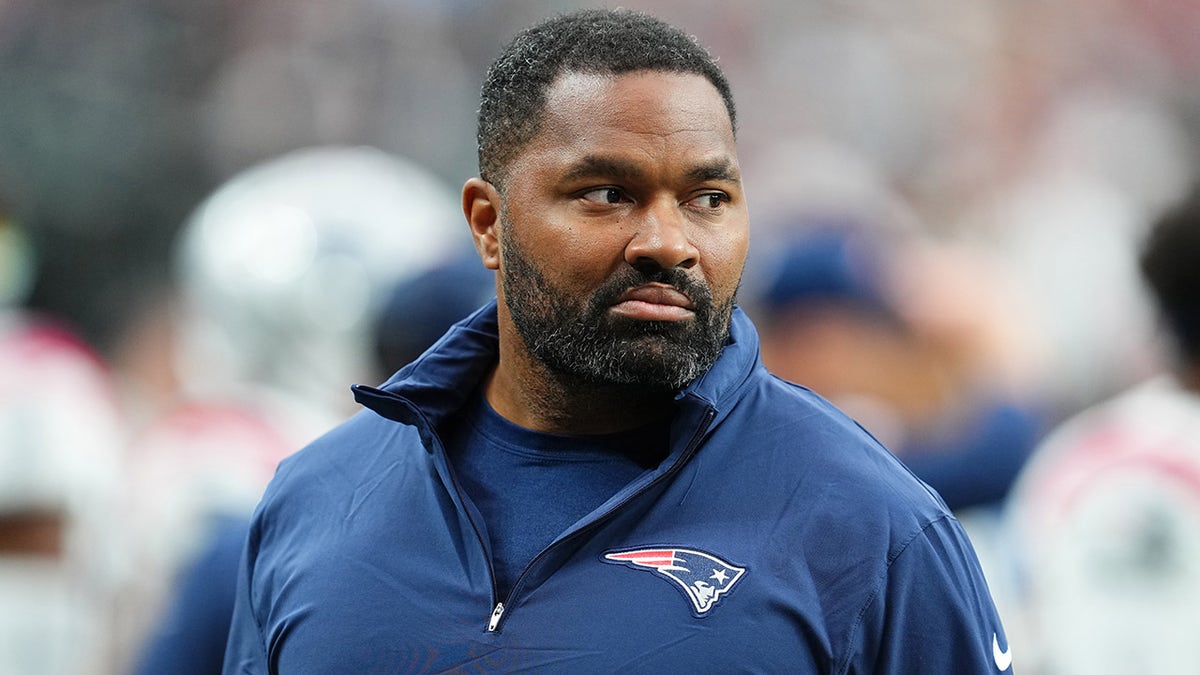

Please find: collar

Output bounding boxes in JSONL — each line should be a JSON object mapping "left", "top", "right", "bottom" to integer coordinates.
{"left": 353, "top": 299, "right": 762, "bottom": 437}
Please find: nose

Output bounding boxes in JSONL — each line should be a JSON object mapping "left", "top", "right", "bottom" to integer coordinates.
{"left": 624, "top": 199, "right": 699, "bottom": 272}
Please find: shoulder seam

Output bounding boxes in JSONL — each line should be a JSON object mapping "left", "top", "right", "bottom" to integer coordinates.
{"left": 834, "top": 513, "right": 955, "bottom": 674}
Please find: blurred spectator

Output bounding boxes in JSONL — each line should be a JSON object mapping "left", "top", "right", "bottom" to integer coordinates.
{"left": 1006, "top": 185, "right": 1200, "bottom": 674}
{"left": 128, "top": 247, "right": 495, "bottom": 674}
{"left": 0, "top": 319, "right": 126, "bottom": 674}
{"left": 129, "top": 515, "right": 246, "bottom": 675}
{"left": 748, "top": 222, "right": 1046, "bottom": 513}
{"left": 373, "top": 250, "right": 495, "bottom": 378}
{"left": 122, "top": 146, "right": 468, "bottom": 673}
{"left": 0, "top": 203, "right": 126, "bottom": 673}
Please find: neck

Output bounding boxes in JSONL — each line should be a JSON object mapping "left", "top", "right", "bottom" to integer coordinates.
{"left": 485, "top": 339, "right": 675, "bottom": 435}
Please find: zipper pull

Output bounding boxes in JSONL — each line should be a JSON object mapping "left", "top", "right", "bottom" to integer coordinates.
{"left": 487, "top": 602, "right": 505, "bottom": 632}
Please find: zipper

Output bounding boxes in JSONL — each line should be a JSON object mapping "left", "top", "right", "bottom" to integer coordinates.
{"left": 356, "top": 383, "right": 720, "bottom": 633}
{"left": 359, "top": 385, "right": 507, "bottom": 633}
{"left": 486, "top": 402, "right": 717, "bottom": 633}
{"left": 487, "top": 603, "right": 505, "bottom": 632}
{"left": 440, "top": 449, "right": 503, "bottom": 627}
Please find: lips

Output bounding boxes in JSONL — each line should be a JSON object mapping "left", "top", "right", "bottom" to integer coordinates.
{"left": 618, "top": 283, "right": 694, "bottom": 308}
{"left": 610, "top": 283, "right": 696, "bottom": 321}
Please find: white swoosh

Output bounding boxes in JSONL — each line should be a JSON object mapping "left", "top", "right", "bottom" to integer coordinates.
{"left": 992, "top": 633, "right": 1012, "bottom": 671}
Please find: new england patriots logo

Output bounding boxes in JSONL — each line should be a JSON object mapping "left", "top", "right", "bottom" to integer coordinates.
{"left": 602, "top": 547, "right": 746, "bottom": 616}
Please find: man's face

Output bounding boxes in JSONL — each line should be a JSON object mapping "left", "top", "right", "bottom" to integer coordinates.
{"left": 495, "top": 70, "right": 749, "bottom": 391}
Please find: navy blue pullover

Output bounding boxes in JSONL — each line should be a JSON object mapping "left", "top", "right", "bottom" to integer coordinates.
{"left": 224, "top": 302, "right": 1011, "bottom": 673}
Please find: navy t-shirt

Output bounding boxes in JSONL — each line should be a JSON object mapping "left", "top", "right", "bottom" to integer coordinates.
{"left": 442, "top": 390, "right": 669, "bottom": 599}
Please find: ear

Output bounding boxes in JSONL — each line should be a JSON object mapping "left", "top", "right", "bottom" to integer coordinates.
{"left": 463, "top": 177, "right": 502, "bottom": 271}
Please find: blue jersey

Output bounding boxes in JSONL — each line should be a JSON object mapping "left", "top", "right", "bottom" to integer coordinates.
{"left": 136, "top": 516, "right": 247, "bottom": 675}
{"left": 224, "top": 302, "right": 1012, "bottom": 673}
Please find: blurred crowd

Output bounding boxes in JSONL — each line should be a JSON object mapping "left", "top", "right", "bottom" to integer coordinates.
{"left": 1, "top": 0, "right": 1199, "bottom": 673}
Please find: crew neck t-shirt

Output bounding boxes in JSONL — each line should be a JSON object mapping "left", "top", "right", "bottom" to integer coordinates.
{"left": 441, "top": 391, "right": 670, "bottom": 599}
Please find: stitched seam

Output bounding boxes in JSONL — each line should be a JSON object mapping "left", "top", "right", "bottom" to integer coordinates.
{"left": 834, "top": 514, "right": 953, "bottom": 674}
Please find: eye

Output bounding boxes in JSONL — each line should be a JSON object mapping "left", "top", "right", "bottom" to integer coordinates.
{"left": 688, "top": 192, "right": 729, "bottom": 210}
{"left": 579, "top": 187, "right": 627, "bottom": 205}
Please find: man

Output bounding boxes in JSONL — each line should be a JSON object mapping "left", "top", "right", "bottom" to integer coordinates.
{"left": 225, "top": 9, "right": 1010, "bottom": 673}
{"left": 1007, "top": 185, "right": 1200, "bottom": 674}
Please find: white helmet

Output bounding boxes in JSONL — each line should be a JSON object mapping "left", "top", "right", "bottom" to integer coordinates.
{"left": 175, "top": 145, "right": 467, "bottom": 412}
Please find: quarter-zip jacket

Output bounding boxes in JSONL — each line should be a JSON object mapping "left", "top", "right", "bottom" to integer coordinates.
{"left": 224, "top": 302, "right": 1011, "bottom": 674}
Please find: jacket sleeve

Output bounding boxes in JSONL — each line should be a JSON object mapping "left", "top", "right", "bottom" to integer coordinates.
{"left": 222, "top": 517, "right": 271, "bottom": 674}
{"left": 841, "top": 516, "right": 1013, "bottom": 674}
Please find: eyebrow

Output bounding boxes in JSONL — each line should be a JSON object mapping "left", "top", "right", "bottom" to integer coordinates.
{"left": 561, "top": 155, "right": 741, "bottom": 185}
{"left": 562, "top": 155, "right": 646, "bottom": 182}
{"left": 685, "top": 158, "right": 741, "bottom": 184}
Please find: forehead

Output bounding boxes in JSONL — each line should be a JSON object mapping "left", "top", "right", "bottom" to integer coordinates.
{"left": 523, "top": 70, "right": 737, "bottom": 168}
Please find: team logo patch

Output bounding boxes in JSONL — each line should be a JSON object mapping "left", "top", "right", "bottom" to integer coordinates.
{"left": 602, "top": 547, "right": 746, "bottom": 616}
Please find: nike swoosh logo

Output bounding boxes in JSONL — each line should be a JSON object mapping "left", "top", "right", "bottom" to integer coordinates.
{"left": 992, "top": 632, "right": 1012, "bottom": 671}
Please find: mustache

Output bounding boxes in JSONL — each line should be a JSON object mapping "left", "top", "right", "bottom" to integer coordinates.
{"left": 589, "top": 265, "right": 712, "bottom": 313}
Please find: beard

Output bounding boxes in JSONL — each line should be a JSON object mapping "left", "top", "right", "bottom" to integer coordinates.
{"left": 499, "top": 225, "right": 736, "bottom": 392}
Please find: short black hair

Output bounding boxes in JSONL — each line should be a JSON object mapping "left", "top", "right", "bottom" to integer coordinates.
{"left": 1140, "top": 185, "right": 1200, "bottom": 363}
{"left": 476, "top": 8, "right": 736, "bottom": 188}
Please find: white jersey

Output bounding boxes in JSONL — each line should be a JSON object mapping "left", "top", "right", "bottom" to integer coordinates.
{"left": 0, "top": 315, "right": 125, "bottom": 675}
{"left": 1008, "top": 376, "right": 1200, "bottom": 675}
